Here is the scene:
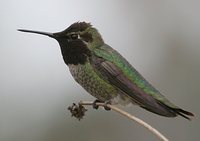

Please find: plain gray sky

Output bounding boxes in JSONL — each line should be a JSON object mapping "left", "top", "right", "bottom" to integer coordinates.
{"left": 1, "top": 0, "right": 200, "bottom": 141}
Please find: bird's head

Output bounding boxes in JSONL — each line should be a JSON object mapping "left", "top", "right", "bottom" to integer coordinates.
{"left": 18, "top": 22, "right": 104, "bottom": 65}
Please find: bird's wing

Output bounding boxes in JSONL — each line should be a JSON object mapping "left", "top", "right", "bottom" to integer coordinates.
{"left": 91, "top": 44, "right": 193, "bottom": 118}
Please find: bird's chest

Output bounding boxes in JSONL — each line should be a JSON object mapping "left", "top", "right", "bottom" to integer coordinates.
{"left": 68, "top": 63, "right": 118, "bottom": 101}
{"left": 68, "top": 63, "right": 92, "bottom": 86}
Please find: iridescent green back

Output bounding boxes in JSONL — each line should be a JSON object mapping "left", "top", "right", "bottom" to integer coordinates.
{"left": 93, "top": 44, "right": 178, "bottom": 108}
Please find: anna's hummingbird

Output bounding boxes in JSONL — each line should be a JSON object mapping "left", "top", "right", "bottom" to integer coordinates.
{"left": 18, "top": 22, "right": 194, "bottom": 120}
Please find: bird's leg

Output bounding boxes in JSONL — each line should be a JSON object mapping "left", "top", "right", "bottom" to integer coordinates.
{"left": 92, "top": 99, "right": 103, "bottom": 109}
{"left": 104, "top": 101, "right": 111, "bottom": 111}
{"left": 92, "top": 99, "right": 111, "bottom": 111}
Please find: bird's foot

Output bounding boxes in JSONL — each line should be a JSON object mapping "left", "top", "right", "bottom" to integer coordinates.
{"left": 104, "top": 101, "right": 111, "bottom": 111}
{"left": 92, "top": 99, "right": 103, "bottom": 110}
{"left": 92, "top": 99, "right": 111, "bottom": 111}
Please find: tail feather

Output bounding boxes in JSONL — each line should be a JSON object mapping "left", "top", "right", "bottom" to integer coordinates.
{"left": 173, "top": 108, "right": 194, "bottom": 120}
{"left": 141, "top": 100, "right": 194, "bottom": 120}
{"left": 156, "top": 100, "right": 194, "bottom": 120}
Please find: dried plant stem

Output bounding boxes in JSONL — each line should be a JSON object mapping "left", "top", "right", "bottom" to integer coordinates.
{"left": 79, "top": 101, "right": 169, "bottom": 141}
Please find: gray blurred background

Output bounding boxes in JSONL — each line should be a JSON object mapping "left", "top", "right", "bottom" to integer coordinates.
{"left": 1, "top": 0, "right": 200, "bottom": 141}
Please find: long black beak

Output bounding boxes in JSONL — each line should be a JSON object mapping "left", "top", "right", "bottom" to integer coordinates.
{"left": 18, "top": 29, "right": 55, "bottom": 38}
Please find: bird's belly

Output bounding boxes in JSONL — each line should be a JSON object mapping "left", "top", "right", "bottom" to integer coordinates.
{"left": 68, "top": 63, "right": 117, "bottom": 101}
{"left": 68, "top": 63, "right": 131, "bottom": 105}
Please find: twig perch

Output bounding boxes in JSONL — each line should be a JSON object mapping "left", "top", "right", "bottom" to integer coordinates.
{"left": 68, "top": 101, "right": 169, "bottom": 141}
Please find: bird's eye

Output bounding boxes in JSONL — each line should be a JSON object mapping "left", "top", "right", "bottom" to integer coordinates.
{"left": 70, "top": 34, "right": 79, "bottom": 40}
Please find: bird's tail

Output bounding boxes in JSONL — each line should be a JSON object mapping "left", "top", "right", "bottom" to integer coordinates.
{"left": 156, "top": 100, "right": 195, "bottom": 120}
{"left": 141, "top": 101, "right": 194, "bottom": 120}
{"left": 170, "top": 108, "right": 194, "bottom": 120}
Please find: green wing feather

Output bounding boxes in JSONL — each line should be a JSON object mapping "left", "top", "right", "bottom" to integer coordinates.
{"left": 93, "top": 44, "right": 177, "bottom": 108}
{"left": 91, "top": 44, "right": 194, "bottom": 119}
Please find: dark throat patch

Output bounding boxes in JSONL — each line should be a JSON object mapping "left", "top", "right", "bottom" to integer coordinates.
{"left": 59, "top": 39, "right": 91, "bottom": 65}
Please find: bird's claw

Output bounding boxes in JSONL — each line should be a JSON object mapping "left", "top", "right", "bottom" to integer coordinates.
{"left": 104, "top": 101, "right": 111, "bottom": 111}
{"left": 92, "top": 99, "right": 102, "bottom": 109}
{"left": 92, "top": 99, "right": 111, "bottom": 111}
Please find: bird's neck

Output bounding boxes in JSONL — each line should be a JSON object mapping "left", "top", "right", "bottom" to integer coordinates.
{"left": 86, "top": 27, "right": 104, "bottom": 49}
{"left": 59, "top": 40, "right": 91, "bottom": 65}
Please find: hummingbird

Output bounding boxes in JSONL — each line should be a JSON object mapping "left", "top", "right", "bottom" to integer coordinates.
{"left": 18, "top": 22, "right": 194, "bottom": 120}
